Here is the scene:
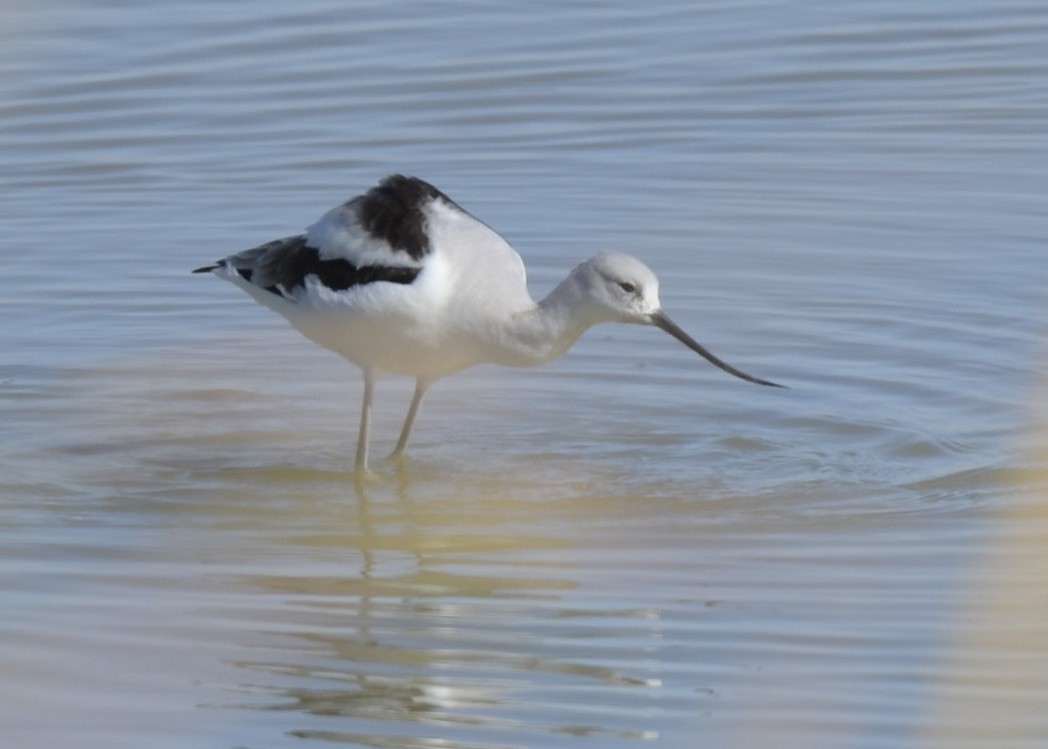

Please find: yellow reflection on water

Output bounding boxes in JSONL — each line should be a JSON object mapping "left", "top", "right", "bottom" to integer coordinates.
{"left": 199, "top": 457, "right": 675, "bottom": 744}
{"left": 923, "top": 381, "right": 1048, "bottom": 746}
{"left": 9, "top": 348, "right": 1047, "bottom": 747}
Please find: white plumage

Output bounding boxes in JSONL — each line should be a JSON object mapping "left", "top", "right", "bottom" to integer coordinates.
{"left": 196, "top": 175, "right": 782, "bottom": 471}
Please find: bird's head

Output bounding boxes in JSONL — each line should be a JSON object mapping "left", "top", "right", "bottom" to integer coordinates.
{"left": 574, "top": 251, "right": 662, "bottom": 323}
{"left": 573, "top": 251, "right": 785, "bottom": 388}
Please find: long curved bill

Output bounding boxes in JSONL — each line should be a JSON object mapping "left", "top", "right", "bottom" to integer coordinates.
{"left": 651, "top": 311, "right": 785, "bottom": 388}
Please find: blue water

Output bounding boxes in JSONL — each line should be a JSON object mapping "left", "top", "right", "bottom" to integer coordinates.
{"left": 1, "top": 2, "right": 1046, "bottom": 747}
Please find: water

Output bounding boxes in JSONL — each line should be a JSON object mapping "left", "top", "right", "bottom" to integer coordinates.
{"left": 2, "top": 1, "right": 1046, "bottom": 747}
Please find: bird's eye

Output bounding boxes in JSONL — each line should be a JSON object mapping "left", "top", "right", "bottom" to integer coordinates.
{"left": 617, "top": 281, "right": 637, "bottom": 294}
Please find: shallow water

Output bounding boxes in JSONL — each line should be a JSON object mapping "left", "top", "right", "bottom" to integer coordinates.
{"left": 2, "top": 1, "right": 1047, "bottom": 747}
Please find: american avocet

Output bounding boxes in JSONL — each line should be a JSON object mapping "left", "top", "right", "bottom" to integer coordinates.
{"left": 195, "top": 175, "right": 783, "bottom": 471}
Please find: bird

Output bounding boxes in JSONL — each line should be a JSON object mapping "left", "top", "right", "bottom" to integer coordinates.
{"left": 194, "top": 174, "right": 783, "bottom": 471}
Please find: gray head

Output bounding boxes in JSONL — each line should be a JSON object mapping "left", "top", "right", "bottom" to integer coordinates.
{"left": 574, "top": 251, "right": 784, "bottom": 388}
{"left": 572, "top": 251, "right": 663, "bottom": 323}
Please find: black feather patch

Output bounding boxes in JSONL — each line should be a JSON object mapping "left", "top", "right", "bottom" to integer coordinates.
{"left": 279, "top": 249, "right": 419, "bottom": 293}
{"left": 252, "top": 236, "right": 418, "bottom": 296}
{"left": 353, "top": 174, "right": 459, "bottom": 260}
{"left": 195, "top": 234, "right": 419, "bottom": 297}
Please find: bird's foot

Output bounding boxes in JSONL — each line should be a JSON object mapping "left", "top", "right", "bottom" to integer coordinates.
{"left": 352, "top": 465, "right": 383, "bottom": 485}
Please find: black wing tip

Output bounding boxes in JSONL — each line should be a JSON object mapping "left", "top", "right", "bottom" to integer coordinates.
{"left": 192, "top": 263, "right": 220, "bottom": 274}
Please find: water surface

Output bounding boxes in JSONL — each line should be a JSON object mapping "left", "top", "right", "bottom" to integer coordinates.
{"left": 1, "top": 1, "right": 1046, "bottom": 747}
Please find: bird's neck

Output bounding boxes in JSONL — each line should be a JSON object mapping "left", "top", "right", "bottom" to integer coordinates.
{"left": 492, "top": 274, "right": 598, "bottom": 368}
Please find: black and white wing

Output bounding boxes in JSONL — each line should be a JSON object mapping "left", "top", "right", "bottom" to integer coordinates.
{"left": 193, "top": 175, "right": 456, "bottom": 299}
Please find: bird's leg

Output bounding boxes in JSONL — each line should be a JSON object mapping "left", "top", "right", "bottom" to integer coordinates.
{"left": 355, "top": 372, "right": 375, "bottom": 472}
{"left": 390, "top": 378, "right": 431, "bottom": 461}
